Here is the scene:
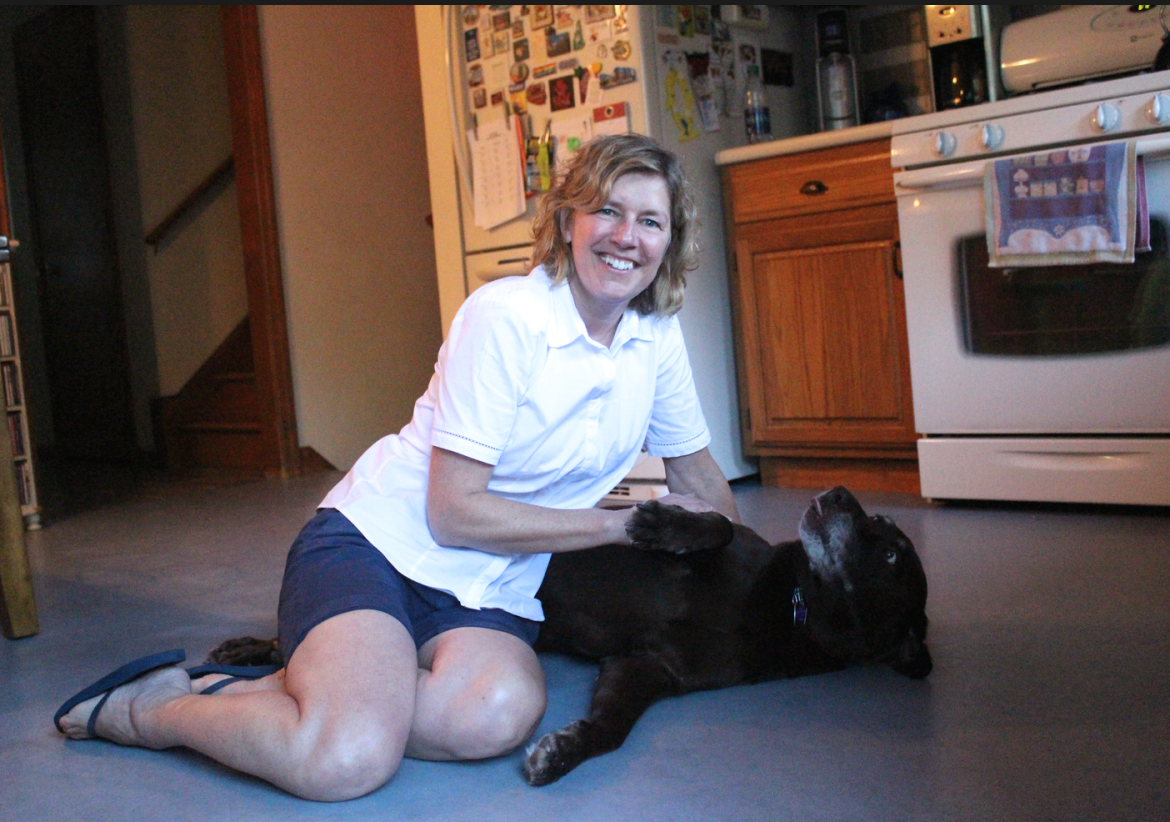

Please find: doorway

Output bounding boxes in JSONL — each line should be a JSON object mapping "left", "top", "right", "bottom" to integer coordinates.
{"left": 12, "top": 6, "right": 138, "bottom": 463}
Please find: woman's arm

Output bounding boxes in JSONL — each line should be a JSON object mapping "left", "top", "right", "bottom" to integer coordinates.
{"left": 426, "top": 447, "right": 634, "bottom": 555}
{"left": 661, "top": 447, "right": 742, "bottom": 524}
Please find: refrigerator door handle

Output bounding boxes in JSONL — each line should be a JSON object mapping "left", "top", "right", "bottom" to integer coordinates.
{"left": 443, "top": 5, "right": 475, "bottom": 197}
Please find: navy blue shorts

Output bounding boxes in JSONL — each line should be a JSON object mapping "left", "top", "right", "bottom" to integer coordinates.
{"left": 277, "top": 508, "right": 541, "bottom": 665}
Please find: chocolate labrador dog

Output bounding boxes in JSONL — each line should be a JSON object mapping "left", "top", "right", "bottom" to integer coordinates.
{"left": 523, "top": 485, "right": 931, "bottom": 785}
{"left": 209, "top": 486, "right": 931, "bottom": 787}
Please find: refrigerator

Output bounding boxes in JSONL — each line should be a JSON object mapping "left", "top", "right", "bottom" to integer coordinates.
{"left": 420, "top": 5, "right": 809, "bottom": 485}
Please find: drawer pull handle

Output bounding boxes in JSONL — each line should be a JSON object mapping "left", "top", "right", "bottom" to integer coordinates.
{"left": 800, "top": 180, "right": 828, "bottom": 196}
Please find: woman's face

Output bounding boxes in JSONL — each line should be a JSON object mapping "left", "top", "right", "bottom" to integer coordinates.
{"left": 564, "top": 172, "right": 672, "bottom": 316}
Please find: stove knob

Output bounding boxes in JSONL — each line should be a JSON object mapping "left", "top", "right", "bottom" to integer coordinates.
{"left": 1092, "top": 103, "right": 1121, "bottom": 132}
{"left": 933, "top": 131, "right": 957, "bottom": 157}
{"left": 981, "top": 124, "right": 1005, "bottom": 150}
{"left": 1148, "top": 93, "right": 1170, "bottom": 126}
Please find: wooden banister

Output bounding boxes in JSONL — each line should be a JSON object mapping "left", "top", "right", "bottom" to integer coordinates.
{"left": 144, "top": 155, "right": 235, "bottom": 248}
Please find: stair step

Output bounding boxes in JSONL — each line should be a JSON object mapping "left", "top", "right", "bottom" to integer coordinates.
{"left": 183, "top": 421, "right": 262, "bottom": 433}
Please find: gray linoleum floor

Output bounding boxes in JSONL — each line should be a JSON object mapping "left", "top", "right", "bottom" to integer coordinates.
{"left": 2, "top": 468, "right": 1168, "bottom": 822}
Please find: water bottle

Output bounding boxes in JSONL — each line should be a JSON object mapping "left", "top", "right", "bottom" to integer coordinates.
{"left": 743, "top": 65, "right": 772, "bottom": 144}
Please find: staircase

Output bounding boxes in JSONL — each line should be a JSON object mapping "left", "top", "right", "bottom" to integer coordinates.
{"left": 154, "top": 317, "right": 266, "bottom": 472}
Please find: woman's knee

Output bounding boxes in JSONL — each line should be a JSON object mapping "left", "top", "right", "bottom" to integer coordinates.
{"left": 462, "top": 665, "right": 547, "bottom": 757}
{"left": 292, "top": 722, "right": 407, "bottom": 801}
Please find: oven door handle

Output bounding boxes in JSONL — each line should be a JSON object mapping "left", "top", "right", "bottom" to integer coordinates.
{"left": 895, "top": 134, "right": 1170, "bottom": 193}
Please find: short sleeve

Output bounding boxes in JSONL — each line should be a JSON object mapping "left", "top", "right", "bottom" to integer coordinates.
{"left": 431, "top": 289, "right": 543, "bottom": 465}
{"left": 643, "top": 316, "right": 711, "bottom": 458}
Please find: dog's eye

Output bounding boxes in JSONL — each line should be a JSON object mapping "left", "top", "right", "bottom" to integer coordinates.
{"left": 884, "top": 548, "right": 897, "bottom": 565}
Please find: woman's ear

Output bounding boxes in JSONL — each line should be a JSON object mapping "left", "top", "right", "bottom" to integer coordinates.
{"left": 559, "top": 209, "right": 573, "bottom": 245}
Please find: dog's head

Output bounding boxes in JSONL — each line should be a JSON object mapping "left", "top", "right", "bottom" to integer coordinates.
{"left": 797, "top": 486, "right": 931, "bottom": 679}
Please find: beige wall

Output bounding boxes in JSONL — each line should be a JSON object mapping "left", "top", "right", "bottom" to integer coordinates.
{"left": 122, "top": 5, "right": 248, "bottom": 397}
{"left": 258, "top": 5, "right": 442, "bottom": 470}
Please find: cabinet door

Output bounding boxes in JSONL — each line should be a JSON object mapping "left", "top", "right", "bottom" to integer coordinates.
{"left": 733, "top": 206, "right": 916, "bottom": 453}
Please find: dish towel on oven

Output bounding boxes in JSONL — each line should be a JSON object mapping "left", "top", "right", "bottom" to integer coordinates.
{"left": 985, "top": 140, "right": 1144, "bottom": 267}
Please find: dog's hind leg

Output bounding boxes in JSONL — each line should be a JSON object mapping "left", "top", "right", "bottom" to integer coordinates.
{"left": 524, "top": 654, "right": 679, "bottom": 786}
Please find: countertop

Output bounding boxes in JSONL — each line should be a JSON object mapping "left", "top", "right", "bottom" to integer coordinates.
{"left": 714, "top": 120, "right": 894, "bottom": 167}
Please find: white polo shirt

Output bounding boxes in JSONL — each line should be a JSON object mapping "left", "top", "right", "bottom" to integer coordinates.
{"left": 320, "top": 267, "right": 710, "bottom": 620}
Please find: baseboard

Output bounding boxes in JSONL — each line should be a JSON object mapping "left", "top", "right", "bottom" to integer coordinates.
{"left": 760, "top": 456, "right": 921, "bottom": 495}
{"left": 299, "top": 446, "right": 337, "bottom": 474}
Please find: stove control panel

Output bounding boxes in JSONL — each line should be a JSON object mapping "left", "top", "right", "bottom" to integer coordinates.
{"left": 892, "top": 86, "right": 1170, "bottom": 168}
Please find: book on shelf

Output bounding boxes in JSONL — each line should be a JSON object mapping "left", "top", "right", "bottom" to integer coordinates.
{"left": 2, "top": 361, "right": 20, "bottom": 407}
{"left": 0, "top": 265, "right": 9, "bottom": 307}
{"left": 16, "top": 460, "right": 31, "bottom": 506}
{"left": 0, "top": 312, "right": 12, "bottom": 357}
{"left": 7, "top": 411, "right": 24, "bottom": 458}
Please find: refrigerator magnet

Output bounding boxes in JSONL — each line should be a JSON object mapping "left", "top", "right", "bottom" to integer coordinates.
{"left": 468, "top": 64, "right": 485, "bottom": 87}
{"left": 526, "top": 81, "right": 547, "bottom": 106}
{"left": 512, "top": 20, "right": 525, "bottom": 39}
{"left": 555, "top": 7, "right": 574, "bottom": 28}
{"left": 549, "top": 75, "right": 576, "bottom": 111}
{"left": 546, "top": 29, "right": 571, "bottom": 58}
{"left": 612, "top": 40, "right": 631, "bottom": 61}
{"left": 533, "top": 62, "right": 556, "bottom": 78}
{"left": 479, "top": 29, "right": 495, "bottom": 58}
{"left": 465, "top": 29, "right": 481, "bottom": 63}
{"left": 491, "top": 91, "right": 504, "bottom": 106}
{"left": 510, "top": 90, "right": 528, "bottom": 114}
{"left": 493, "top": 30, "right": 510, "bottom": 55}
{"left": 597, "top": 44, "right": 608, "bottom": 59}
{"left": 598, "top": 66, "right": 636, "bottom": 90}
{"left": 492, "top": 11, "right": 511, "bottom": 31}
{"left": 513, "top": 38, "right": 530, "bottom": 62}
{"left": 573, "top": 20, "right": 585, "bottom": 51}
{"left": 695, "top": 5, "right": 711, "bottom": 35}
{"left": 532, "top": 5, "right": 552, "bottom": 27}
{"left": 613, "top": 7, "right": 628, "bottom": 34}
{"left": 510, "top": 62, "right": 530, "bottom": 84}
{"left": 557, "top": 57, "right": 579, "bottom": 72}
{"left": 520, "top": 5, "right": 531, "bottom": 16}
{"left": 678, "top": 5, "right": 695, "bottom": 38}
{"left": 585, "top": 5, "right": 616, "bottom": 24}
{"left": 462, "top": 6, "right": 479, "bottom": 27}
{"left": 473, "top": 88, "right": 488, "bottom": 109}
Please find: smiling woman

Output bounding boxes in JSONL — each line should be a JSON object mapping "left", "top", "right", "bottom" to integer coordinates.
{"left": 531, "top": 133, "right": 698, "bottom": 342}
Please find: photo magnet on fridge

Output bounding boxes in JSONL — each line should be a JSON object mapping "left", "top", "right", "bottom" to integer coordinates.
{"left": 555, "top": 7, "right": 575, "bottom": 29}
{"left": 468, "top": 63, "right": 485, "bottom": 87}
{"left": 512, "top": 19, "right": 525, "bottom": 39}
{"left": 585, "top": 5, "right": 616, "bottom": 24}
{"left": 473, "top": 87, "right": 487, "bottom": 108}
{"left": 532, "top": 5, "right": 552, "bottom": 27}
{"left": 546, "top": 28, "right": 571, "bottom": 57}
{"left": 526, "top": 81, "right": 547, "bottom": 106}
{"left": 462, "top": 6, "right": 480, "bottom": 27}
{"left": 549, "top": 75, "right": 576, "bottom": 111}
{"left": 514, "top": 38, "right": 530, "bottom": 62}
{"left": 465, "top": 29, "right": 481, "bottom": 62}
{"left": 492, "top": 10, "right": 511, "bottom": 31}
{"left": 493, "top": 30, "right": 510, "bottom": 55}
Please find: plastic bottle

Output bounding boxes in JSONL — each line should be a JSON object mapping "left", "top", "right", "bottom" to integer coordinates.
{"left": 743, "top": 65, "right": 772, "bottom": 144}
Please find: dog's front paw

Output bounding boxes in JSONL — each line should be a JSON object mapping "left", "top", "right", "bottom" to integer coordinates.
{"left": 625, "top": 500, "right": 733, "bottom": 555}
{"left": 523, "top": 721, "right": 589, "bottom": 786}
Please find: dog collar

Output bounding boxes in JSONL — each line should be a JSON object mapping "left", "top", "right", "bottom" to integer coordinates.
{"left": 792, "top": 587, "right": 807, "bottom": 626}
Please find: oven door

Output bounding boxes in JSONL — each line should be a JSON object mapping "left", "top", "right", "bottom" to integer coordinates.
{"left": 894, "top": 137, "right": 1170, "bottom": 437}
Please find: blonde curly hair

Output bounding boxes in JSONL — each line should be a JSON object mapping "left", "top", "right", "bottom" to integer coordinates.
{"left": 531, "top": 134, "right": 698, "bottom": 317}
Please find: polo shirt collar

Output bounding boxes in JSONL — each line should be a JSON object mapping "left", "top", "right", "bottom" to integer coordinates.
{"left": 546, "top": 270, "right": 657, "bottom": 350}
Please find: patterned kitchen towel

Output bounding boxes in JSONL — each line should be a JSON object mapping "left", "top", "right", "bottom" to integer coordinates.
{"left": 985, "top": 140, "right": 1138, "bottom": 267}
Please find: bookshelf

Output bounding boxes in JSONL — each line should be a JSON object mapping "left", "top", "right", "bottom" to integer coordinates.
{"left": 0, "top": 252, "right": 39, "bottom": 530}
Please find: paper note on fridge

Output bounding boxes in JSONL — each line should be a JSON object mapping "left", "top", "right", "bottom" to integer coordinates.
{"left": 470, "top": 120, "right": 525, "bottom": 230}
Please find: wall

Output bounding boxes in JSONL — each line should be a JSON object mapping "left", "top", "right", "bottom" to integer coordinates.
{"left": 258, "top": 5, "right": 443, "bottom": 470}
{"left": 120, "top": 5, "right": 248, "bottom": 400}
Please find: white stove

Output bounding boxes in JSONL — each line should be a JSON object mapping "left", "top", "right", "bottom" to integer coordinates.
{"left": 890, "top": 70, "right": 1170, "bottom": 506}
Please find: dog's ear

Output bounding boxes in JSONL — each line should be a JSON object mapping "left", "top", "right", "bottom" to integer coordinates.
{"left": 888, "top": 616, "right": 932, "bottom": 679}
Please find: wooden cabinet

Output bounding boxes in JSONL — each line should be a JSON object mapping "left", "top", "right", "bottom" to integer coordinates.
{"left": 722, "top": 139, "right": 918, "bottom": 493}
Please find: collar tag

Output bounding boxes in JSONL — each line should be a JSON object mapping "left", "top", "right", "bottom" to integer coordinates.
{"left": 792, "top": 587, "right": 808, "bottom": 627}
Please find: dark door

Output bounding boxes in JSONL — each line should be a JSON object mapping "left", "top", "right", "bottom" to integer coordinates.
{"left": 13, "top": 6, "right": 138, "bottom": 461}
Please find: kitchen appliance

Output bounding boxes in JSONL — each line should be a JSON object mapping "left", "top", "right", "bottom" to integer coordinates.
{"left": 815, "top": 7, "right": 859, "bottom": 130}
{"left": 924, "top": 5, "right": 997, "bottom": 110}
{"left": 428, "top": 5, "right": 800, "bottom": 486}
{"left": 891, "top": 70, "right": 1170, "bottom": 506}
{"left": 1000, "top": 5, "right": 1165, "bottom": 94}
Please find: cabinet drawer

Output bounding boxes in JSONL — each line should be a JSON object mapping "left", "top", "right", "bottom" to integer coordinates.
{"left": 726, "top": 139, "right": 893, "bottom": 224}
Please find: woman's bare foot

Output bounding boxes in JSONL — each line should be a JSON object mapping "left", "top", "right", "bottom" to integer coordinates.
{"left": 57, "top": 666, "right": 191, "bottom": 747}
{"left": 190, "top": 669, "right": 285, "bottom": 695}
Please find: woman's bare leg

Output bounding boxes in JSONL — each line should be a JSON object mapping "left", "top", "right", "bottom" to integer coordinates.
{"left": 58, "top": 609, "right": 417, "bottom": 801}
{"left": 407, "top": 627, "right": 546, "bottom": 760}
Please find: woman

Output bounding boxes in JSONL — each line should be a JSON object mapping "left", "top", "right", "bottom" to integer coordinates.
{"left": 55, "top": 134, "right": 741, "bottom": 801}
